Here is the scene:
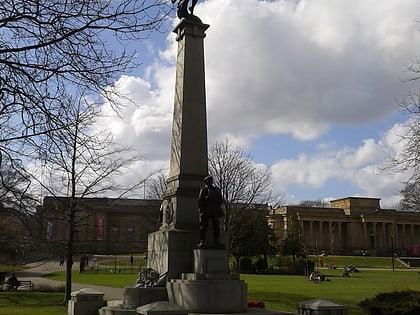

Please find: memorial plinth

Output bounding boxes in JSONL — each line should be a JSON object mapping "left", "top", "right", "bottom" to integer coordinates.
{"left": 96, "top": 12, "right": 277, "bottom": 315}
{"left": 167, "top": 249, "right": 248, "bottom": 314}
{"left": 148, "top": 19, "right": 210, "bottom": 281}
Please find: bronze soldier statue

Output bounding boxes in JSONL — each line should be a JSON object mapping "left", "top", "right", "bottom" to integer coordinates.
{"left": 197, "top": 175, "right": 225, "bottom": 248}
{"left": 172, "top": 0, "right": 201, "bottom": 22}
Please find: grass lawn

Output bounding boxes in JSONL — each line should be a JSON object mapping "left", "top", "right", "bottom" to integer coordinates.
{"left": 242, "top": 269, "right": 420, "bottom": 315}
{"left": 0, "top": 292, "right": 66, "bottom": 315}
{"left": 46, "top": 270, "right": 136, "bottom": 287}
{"left": 2, "top": 256, "right": 420, "bottom": 314}
{"left": 45, "top": 268, "right": 420, "bottom": 315}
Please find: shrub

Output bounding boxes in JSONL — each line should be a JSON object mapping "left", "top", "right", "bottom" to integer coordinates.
{"left": 360, "top": 290, "right": 420, "bottom": 315}
{"left": 34, "top": 284, "right": 65, "bottom": 293}
{"left": 273, "top": 256, "right": 315, "bottom": 275}
{"left": 253, "top": 257, "right": 268, "bottom": 273}
{"left": 239, "top": 257, "right": 255, "bottom": 273}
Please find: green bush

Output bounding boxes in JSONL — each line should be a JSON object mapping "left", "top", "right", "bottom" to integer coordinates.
{"left": 360, "top": 290, "right": 420, "bottom": 315}
{"left": 239, "top": 257, "right": 255, "bottom": 273}
{"left": 253, "top": 257, "right": 268, "bottom": 273}
{"left": 273, "top": 256, "right": 315, "bottom": 275}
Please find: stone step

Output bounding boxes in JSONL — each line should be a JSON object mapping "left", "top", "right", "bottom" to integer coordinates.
{"left": 107, "top": 300, "right": 123, "bottom": 307}
{"left": 99, "top": 305, "right": 137, "bottom": 315}
{"left": 181, "top": 272, "right": 239, "bottom": 280}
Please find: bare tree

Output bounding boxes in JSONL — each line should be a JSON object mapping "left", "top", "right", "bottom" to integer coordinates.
{"left": 0, "top": 160, "right": 32, "bottom": 210}
{"left": 30, "top": 94, "right": 150, "bottom": 303}
{"left": 398, "top": 182, "right": 420, "bottom": 211}
{"left": 208, "top": 139, "right": 279, "bottom": 263}
{"left": 0, "top": 2, "right": 173, "bottom": 298}
{"left": 208, "top": 139, "right": 274, "bottom": 229}
{"left": 0, "top": 160, "right": 38, "bottom": 258}
{"left": 387, "top": 57, "right": 420, "bottom": 187}
{"left": 0, "top": 0, "right": 172, "bottom": 188}
{"left": 147, "top": 170, "right": 168, "bottom": 199}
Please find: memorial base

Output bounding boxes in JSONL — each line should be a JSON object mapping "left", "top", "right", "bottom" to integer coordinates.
{"left": 147, "top": 229, "right": 200, "bottom": 280}
{"left": 122, "top": 287, "right": 168, "bottom": 309}
{"left": 167, "top": 249, "right": 248, "bottom": 314}
{"left": 167, "top": 278, "right": 247, "bottom": 313}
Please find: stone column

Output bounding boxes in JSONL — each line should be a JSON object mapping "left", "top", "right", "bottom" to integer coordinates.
{"left": 319, "top": 221, "right": 323, "bottom": 248}
{"left": 382, "top": 222, "right": 387, "bottom": 252}
{"left": 329, "top": 222, "right": 334, "bottom": 253}
{"left": 411, "top": 224, "right": 414, "bottom": 248}
{"left": 372, "top": 222, "right": 377, "bottom": 250}
{"left": 162, "top": 20, "right": 210, "bottom": 230}
{"left": 362, "top": 222, "right": 367, "bottom": 249}
{"left": 338, "top": 222, "right": 342, "bottom": 249}
{"left": 309, "top": 221, "right": 314, "bottom": 247}
{"left": 148, "top": 20, "right": 211, "bottom": 280}
{"left": 402, "top": 224, "right": 406, "bottom": 252}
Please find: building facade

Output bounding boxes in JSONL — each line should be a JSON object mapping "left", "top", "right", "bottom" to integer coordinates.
{"left": 267, "top": 197, "right": 420, "bottom": 257}
{"left": 37, "top": 196, "right": 161, "bottom": 255}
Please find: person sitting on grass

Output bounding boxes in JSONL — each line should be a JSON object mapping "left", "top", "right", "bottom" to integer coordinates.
{"left": 6, "top": 273, "right": 19, "bottom": 291}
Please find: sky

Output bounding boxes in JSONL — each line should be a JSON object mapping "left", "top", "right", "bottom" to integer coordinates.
{"left": 97, "top": 0, "right": 420, "bottom": 207}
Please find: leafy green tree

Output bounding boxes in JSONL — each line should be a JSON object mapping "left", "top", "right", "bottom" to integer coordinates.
{"left": 229, "top": 206, "right": 279, "bottom": 271}
{"left": 281, "top": 214, "right": 304, "bottom": 261}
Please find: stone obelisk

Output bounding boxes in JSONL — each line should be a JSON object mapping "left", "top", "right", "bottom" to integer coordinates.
{"left": 147, "top": 19, "right": 210, "bottom": 280}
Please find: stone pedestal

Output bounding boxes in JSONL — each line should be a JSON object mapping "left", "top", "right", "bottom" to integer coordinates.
{"left": 194, "top": 249, "right": 228, "bottom": 274}
{"left": 68, "top": 288, "right": 106, "bottom": 315}
{"left": 147, "top": 229, "right": 200, "bottom": 280}
{"left": 167, "top": 249, "right": 248, "bottom": 313}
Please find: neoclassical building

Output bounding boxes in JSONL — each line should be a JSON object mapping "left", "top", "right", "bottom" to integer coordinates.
{"left": 37, "top": 195, "right": 420, "bottom": 257}
{"left": 267, "top": 197, "right": 420, "bottom": 256}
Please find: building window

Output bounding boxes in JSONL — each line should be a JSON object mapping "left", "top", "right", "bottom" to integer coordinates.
{"left": 126, "top": 227, "right": 134, "bottom": 241}
{"left": 46, "top": 220, "right": 53, "bottom": 240}
{"left": 111, "top": 226, "right": 119, "bottom": 241}
{"left": 96, "top": 217, "right": 104, "bottom": 241}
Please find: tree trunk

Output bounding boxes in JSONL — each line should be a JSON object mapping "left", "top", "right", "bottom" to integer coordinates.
{"left": 64, "top": 200, "right": 76, "bottom": 304}
{"left": 64, "top": 254, "right": 73, "bottom": 304}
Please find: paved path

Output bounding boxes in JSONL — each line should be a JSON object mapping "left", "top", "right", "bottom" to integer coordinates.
{"left": 12, "top": 260, "right": 124, "bottom": 301}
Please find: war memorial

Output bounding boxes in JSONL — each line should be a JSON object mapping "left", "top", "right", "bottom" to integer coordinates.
{"left": 68, "top": 1, "right": 294, "bottom": 315}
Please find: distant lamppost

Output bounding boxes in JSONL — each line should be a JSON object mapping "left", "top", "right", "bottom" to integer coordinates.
{"left": 390, "top": 234, "right": 395, "bottom": 271}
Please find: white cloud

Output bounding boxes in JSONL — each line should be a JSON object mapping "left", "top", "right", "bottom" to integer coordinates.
{"left": 341, "top": 139, "right": 387, "bottom": 169}
{"left": 270, "top": 122, "right": 413, "bottom": 205}
{"left": 92, "top": 0, "right": 419, "bottom": 202}
{"left": 198, "top": 0, "right": 420, "bottom": 141}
